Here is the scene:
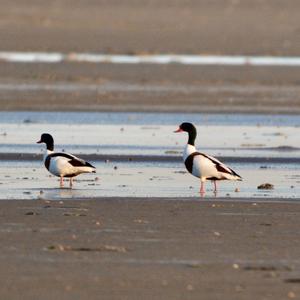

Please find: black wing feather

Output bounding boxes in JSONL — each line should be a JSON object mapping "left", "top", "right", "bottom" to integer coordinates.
{"left": 47, "top": 152, "right": 96, "bottom": 169}
{"left": 199, "top": 152, "right": 242, "bottom": 178}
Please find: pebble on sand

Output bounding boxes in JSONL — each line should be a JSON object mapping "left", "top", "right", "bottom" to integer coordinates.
{"left": 257, "top": 183, "right": 274, "bottom": 190}
{"left": 288, "top": 291, "right": 296, "bottom": 299}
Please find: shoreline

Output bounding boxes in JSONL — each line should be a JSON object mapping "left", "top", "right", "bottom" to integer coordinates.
{"left": 2, "top": 197, "right": 300, "bottom": 203}
{"left": 1, "top": 153, "right": 300, "bottom": 164}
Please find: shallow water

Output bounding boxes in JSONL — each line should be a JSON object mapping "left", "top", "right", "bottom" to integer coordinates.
{"left": 0, "top": 112, "right": 299, "bottom": 158}
{"left": 0, "top": 111, "right": 299, "bottom": 126}
{"left": 0, "top": 160, "right": 299, "bottom": 200}
{"left": 1, "top": 51, "right": 300, "bottom": 66}
{"left": 0, "top": 112, "right": 299, "bottom": 200}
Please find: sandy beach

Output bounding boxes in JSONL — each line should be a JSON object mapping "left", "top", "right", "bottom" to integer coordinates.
{"left": 0, "top": 1, "right": 300, "bottom": 298}
{"left": 0, "top": 198, "right": 300, "bottom": 300}
{"left": 0, "top": 0, "right": 299, "bottom": 55}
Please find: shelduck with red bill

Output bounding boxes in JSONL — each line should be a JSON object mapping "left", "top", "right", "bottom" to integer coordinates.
{"left": 175, "top": 122, "right": 242, "bottom": 195}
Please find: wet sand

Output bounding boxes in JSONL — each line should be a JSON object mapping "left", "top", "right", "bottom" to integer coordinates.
{"left": 1, "top": 63, "right": 300, "bottom": 113}
{"left": 1, "top": 198, "right": 300, "bottom": 300}
{"left": 0, "top": 0, "right": 300, "bottom": 113}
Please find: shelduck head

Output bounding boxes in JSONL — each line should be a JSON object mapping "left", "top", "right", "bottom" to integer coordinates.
{"left": 174, "top": 122, "right": 197, "bottom": 146}
{"left": 37, "top": 133, "right": 54, "bottom": 151}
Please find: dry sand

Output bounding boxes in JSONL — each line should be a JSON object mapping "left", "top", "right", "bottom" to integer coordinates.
{"left": 1, "top": 198, "right": 300, "bottom": 300}
{"left": 0, "top": 0, "right": 299, "bottom": 55}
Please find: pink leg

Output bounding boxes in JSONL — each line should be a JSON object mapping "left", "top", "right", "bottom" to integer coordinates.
{"left": 213, "top": 181, "right": 217, "bottom": 193}
{"left": 200, "top": 181, "right": 205, "bottom": 195}
{"left": 60, "top": 176, "right": 64, "bottom": 187}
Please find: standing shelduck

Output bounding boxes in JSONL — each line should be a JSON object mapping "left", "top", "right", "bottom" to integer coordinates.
{"left": 174, "top": 122, "right": 242, "bottom": 194}
{"left": 37, "top": 133, "right": 96, "bottom": 187}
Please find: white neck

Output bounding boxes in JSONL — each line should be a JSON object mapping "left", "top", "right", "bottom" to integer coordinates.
{"left": 183, "top": 144, "right": 196, "bottom": 161}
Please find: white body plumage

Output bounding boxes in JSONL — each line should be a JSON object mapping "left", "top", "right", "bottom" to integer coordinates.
{"left": 43, "top": 150, "right": 96, "bottom": 177}
{"left": 176, "top": 122, "right": 242, "bottom": 193}
{"left": 183, "top": 144, "right": 241, "bottom": 181}
{"left": 37, "top": 133, "right": 96, "bottom": 187}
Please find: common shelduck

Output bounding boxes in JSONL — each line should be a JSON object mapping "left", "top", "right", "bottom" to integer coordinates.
{"left": 174, "top": 122, "right": 242, "bottom": 194}
{"left": 37, "top": 133, "right": 96, "bottom": 187}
